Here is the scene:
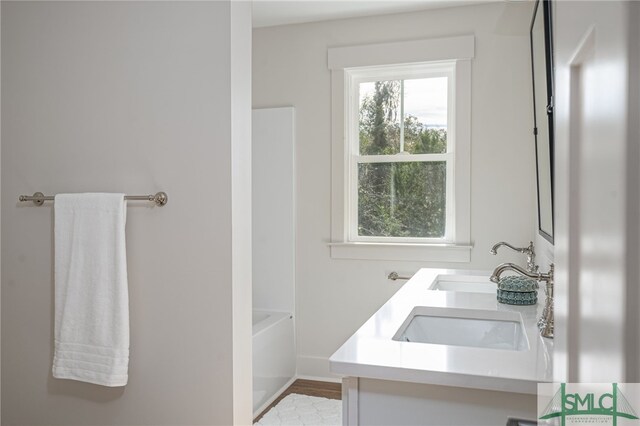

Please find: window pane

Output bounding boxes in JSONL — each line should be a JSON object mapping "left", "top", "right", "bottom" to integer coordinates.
{"left": 358, "top": 162, "right": 446, "bottom": 238}
{"left": 359, "top": 81, "right": 401, "bottom": 155}
{"left": 403, "top": 77, "right": 448, "bottom": 154}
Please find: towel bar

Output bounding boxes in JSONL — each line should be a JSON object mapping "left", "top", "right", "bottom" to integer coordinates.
{"left": 387, "top": 271, "right": 412, "bottom": 281}
{"left": 19, "top": 192, "right": 168, "bottom": 206}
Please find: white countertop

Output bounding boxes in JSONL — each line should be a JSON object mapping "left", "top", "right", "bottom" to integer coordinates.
{"left": 329, "top": 268, "right": 553, "bottom": 395}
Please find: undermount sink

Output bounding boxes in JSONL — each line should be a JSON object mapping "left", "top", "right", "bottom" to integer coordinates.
{"left": 393, "top": 306, "right": 529, "bottom": 351}
{"left": 428, "top": 274, "right": 497, "bottom": 294}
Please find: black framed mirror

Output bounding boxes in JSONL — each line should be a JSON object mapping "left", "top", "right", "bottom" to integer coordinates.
{"left": 530, "top": 0, "right": 555, "bottom": 244}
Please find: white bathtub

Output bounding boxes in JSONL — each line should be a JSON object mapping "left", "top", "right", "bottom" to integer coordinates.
{"left": 252, "top": 310, "right": 295, "bottom": 416}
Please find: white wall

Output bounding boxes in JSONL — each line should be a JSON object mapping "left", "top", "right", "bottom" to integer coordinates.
{"left": 552, "top": 0, "right": 640, "bottom": 383}
{"left": 535, "top": 234, "right": 554, "bottom": 270}
{"left": 230, "top": 2, "right": 253, "bottom": 423}
{"left": 0, "top": 2, "right": 3, "bottom": 419}
{"left": 253, "top": 2, "right": 538, "bottom": 378}
{"left": 252, "top": 108, "right": 295, "bottom": 314}
{"left": 629, "top": 0, "right": 640, "bottom": 384}
{"left": 1, "top": 2, "right": 252, "bottom": 424}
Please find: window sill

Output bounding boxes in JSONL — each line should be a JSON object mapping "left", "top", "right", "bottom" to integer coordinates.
{"left": 328, "top": 242, "right": 472, "bottom": 262}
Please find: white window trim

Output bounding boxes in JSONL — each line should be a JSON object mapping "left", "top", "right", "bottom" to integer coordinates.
{"left": 329, "top": 36, "right": 474, "bottom": 262}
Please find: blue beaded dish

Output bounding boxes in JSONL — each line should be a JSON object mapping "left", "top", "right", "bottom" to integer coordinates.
{"left": 497, "top": 289, "right": 537, "bottom": 305}
{"left": 497, "top": 275, "right": 538, "bottom": 292}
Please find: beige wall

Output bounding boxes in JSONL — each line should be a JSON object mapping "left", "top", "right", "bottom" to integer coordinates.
{"left": 1, "top": 1, "right": 251, "bottom": 425}
{"left": 253, "top": 2, "right": 538, "bottom": 378}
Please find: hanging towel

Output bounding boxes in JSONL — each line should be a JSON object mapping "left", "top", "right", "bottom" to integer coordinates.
{"left": 53, "top": 193, "right": 129, "bottom": 387}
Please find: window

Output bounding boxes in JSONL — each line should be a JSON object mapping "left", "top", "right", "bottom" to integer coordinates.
{"left": 346, "top": 63, "right": 455, "bottom": 243}
{"left": 328, "top": 36, "right": 474, "bottom": 262}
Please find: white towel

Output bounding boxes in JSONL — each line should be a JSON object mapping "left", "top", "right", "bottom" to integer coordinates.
{"left": 53, "top": 193, "right": 129, "bottom": 387}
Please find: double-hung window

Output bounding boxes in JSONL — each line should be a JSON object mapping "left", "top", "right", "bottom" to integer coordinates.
{"left": 347, "top": 63, "right": 455, "bottom": 243}
{"left": 329, "top": 36, "right": 474, "bottom": 262}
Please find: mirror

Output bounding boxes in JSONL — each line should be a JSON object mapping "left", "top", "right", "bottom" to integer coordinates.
{"left": 530, "top": 0, "right": 555, "bottom": 243}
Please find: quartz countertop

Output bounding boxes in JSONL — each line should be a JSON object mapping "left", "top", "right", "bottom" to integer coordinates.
{"left": 329, "top": 268, "right": 553, "bottom": 395}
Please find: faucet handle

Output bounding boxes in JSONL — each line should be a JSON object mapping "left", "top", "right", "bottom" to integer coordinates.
{"left": 524, "top": 242, "right": 538, "bottom": 273}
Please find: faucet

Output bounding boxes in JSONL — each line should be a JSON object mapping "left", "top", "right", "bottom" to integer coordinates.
{"left": 490, "top": 241, "right": 538, "bottom": 273}
{"left": 490, "top": 262, "right": 554, "bottom": 339}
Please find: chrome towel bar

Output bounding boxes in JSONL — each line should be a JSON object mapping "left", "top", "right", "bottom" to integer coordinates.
{"left": 387, "top": 271, "right": 412, "bottom": 281}
{"left": 19, "top": 191, "right": 168, "bottom": 207}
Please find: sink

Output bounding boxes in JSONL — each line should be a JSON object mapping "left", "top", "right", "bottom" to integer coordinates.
{"left": 428, "top": 274, "right": 496, "bottom": 294}
{"left": 393, "top": 307, "right": 529, "bottom": 351}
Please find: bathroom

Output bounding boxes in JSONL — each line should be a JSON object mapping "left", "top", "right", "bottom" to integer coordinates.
{"left": 1, "top": 1, "right": 639, "bottom": 425}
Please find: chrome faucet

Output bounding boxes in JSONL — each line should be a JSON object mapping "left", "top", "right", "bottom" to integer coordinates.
{"left": 490, "top": 262, "right": 554, "bottom": 339}
{"left": 490, "top": 241, "right": 538, "bottom": 273}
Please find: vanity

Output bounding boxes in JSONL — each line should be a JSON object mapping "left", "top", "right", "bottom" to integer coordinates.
{"left": 329, "top": 269, "right": 553, "bottom": 425}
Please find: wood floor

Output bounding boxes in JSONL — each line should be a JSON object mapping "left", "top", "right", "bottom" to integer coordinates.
{"left": 254, "top": 379, "right": 342, "bottom": 423}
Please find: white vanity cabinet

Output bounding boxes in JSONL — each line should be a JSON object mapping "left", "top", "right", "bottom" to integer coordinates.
{"left": 342, "top": 377, "right": 536, "bottom": 426}
{"left": 329, "top": 269, "right": 553, "bottom": 425}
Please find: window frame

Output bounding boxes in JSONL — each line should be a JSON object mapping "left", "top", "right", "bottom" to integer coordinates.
{"left": 346, "top": 62, "right": 456, "bottom": 244}
{"left": 328, "top": 36, "right": 474, "bottom": 262}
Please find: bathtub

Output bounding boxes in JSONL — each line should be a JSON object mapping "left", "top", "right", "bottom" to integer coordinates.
{"left": 252, "top": 310, "right": 296, "bottom": 416}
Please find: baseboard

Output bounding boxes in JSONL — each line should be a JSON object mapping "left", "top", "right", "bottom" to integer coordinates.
{"left": 296, "top": 374, "right": 343, "bottom": 384}
{"left": 296, "top": 355, "right": 344, "bottom": 381}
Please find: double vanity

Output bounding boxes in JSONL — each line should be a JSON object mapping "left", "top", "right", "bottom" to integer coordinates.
{"left": 329, "top": 268, "right": 553, "bottom": 425}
